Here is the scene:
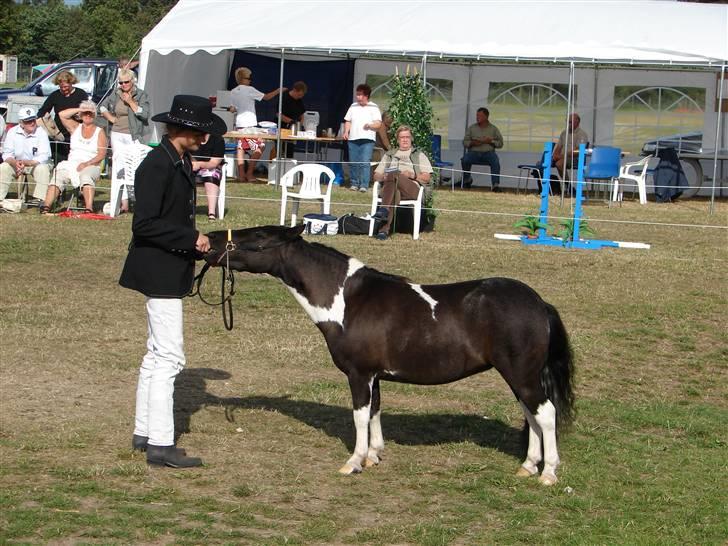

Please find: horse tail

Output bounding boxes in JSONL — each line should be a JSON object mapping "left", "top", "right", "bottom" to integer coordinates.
{"left": 540, "top": 303, "right": 575, "bottom": 430}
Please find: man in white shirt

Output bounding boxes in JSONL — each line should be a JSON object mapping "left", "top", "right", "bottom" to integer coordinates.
{"left": 0, "top": 107, "right": 51, "bottom": 207}
{"left": 343, "top": 84, "right": 382, "bottom": 192}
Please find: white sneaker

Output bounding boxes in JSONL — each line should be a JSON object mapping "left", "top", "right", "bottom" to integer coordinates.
{"left": 359, "top": 187, "right": 368, "bottom": 193}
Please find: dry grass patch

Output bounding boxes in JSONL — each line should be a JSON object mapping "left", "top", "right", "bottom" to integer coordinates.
{"left": 1, "top": 184, "right": 726, "bottom": 544}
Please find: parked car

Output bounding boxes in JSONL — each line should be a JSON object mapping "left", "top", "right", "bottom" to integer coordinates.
{"left": 0, "top": 58, "right": 118, "bottom": 120}
{"left": 641, "top": 131, "right": 703, "bottom": 155}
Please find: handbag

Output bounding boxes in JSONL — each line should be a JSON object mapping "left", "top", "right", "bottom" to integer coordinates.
{"left": 303, "top": 213, "right": 339, "bottom": 235}
{"left": 337, "top": 213, "right": 383, "bottom": 235}
{"left": 0, "top": 176, "right": 25, "bottom": 213}
{"left": 37, "top": 115, "right": 64, "bottom": 141}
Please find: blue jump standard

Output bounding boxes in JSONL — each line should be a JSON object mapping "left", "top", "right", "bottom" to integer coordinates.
{"left": 520, "top": 142, "right": 619, "bottom": 250}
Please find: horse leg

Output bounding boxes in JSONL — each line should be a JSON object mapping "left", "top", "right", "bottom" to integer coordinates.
{"left": 365, "top": 379, "right": 384, "bottom": 467}
{"left": 515, "top": 401, "right": 542, "bottom": 478}
{"left": 534, "top": 400, "right": 559, "bottom": 485}
{"left": 339, "top": 375, "right": 373, "bottom": 475}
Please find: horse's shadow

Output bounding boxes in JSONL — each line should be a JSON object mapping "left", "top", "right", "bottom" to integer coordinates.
{"left": 174, "top": 368, "right": 524, "bottom": 459}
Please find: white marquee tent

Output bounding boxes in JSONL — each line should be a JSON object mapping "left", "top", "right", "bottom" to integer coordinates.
{"left": 138, "top": 0, "right": 728, "bottom": 201}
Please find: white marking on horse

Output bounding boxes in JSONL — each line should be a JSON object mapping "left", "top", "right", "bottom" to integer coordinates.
{"left": 286, "top": 258, "right": 364, "bottom": 327}
{"left": 409, "top": 283, "right": 438, "bottom": 321}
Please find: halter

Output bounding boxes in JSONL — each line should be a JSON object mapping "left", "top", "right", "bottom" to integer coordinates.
{"left": 188, "top": 229, "right": 295, "bottom": 331}
{"left": 188, "top": 229, "right": 236, "bottom": 330}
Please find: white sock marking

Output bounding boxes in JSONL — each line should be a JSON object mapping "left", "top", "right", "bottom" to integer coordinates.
{"left": 287, "top": 258, "right": 364, "bottom": 327}
{"left": 409, "top": 283, "right": 438, "bottom": 321}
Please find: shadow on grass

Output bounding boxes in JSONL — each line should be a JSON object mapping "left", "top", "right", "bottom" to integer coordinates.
{"left": 174, "top": 368, "right": 523, "bottom": 459}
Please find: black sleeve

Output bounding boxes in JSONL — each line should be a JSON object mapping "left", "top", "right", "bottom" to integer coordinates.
{"left": 37, "top": 92, "right": 57, "bottom": 117}
{"left": 211, "top": 135, "right": 225, "bottom": 158}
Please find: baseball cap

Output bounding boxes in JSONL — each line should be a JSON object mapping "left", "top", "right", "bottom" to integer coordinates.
{"left": 18, "top": 107, "right": 38, "bottom": 122}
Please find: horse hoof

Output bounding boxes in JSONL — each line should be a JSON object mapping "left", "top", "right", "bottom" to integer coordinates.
{"left": 364, "top": 456, "right": 380, "bottom": 468}
{"left": 516, "top": 466, "right": 536, "bottom": 478}
{"left": 338, "top": 463, "right": 362, "bottom": 475}
{"left": 539, "top": 473, "right": 558, "bottom": 486}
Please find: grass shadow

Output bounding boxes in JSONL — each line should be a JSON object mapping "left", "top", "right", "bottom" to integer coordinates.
{"left": 174, "top": 368, "right": 523, "bottom": 459}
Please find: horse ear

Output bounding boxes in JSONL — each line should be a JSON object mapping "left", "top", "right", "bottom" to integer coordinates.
{"left": 289, "top": 224, "right": 306, "bottom": 238}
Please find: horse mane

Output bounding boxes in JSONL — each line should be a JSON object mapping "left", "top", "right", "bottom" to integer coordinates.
{"left": 299, "top": 239, "right": 410, "bottom": 283}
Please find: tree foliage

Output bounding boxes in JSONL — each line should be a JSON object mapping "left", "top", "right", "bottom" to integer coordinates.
{"left": 2, "top": 0, "right": 176, "bottom": 65}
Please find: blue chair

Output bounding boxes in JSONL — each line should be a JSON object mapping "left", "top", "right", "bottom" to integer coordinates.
{"left": 431, "top": 135, "right": 456, "bottom": 190}
{"left": 584, "top": 146, "right": 621, "bottom": 199}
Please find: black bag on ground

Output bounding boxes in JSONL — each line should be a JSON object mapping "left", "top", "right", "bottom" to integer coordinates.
{"left": 338, "top": 213, "right": 382, "bottom": 235}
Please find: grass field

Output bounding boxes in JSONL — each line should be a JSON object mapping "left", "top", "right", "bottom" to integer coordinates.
{"left": 1, "top": 181, "right": 726, "bottom": 545}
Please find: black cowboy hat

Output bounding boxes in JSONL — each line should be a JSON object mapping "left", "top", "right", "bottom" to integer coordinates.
{"left": 152, "top": 94, "right": 227, "bottom": 136}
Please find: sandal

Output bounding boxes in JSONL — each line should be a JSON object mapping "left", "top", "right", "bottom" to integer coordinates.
{"left": 207, "top": 213, "right": 217, "bottom": 220}
{"left": 39, "top": 205, "right": 51, "bottom": 215}
{"left": 84, "top": 208, "right": 94, "bottom": 214}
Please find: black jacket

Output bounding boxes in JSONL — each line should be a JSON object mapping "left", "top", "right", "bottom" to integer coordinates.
{"left": 119, "top": 136, "right": 199, "bottom": 298}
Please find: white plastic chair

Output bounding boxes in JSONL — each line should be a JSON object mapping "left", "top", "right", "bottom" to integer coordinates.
{"left": 215, "top": 164, "right": 227, "bottom": 219}
{"left": 109, "top": 142, "right": 152, "bottom": 217}
{"left": 612, "top": 155, "right": 657, "bottom": 205}
{"left": 368, "top": 180, "right": 425, "bottom": 240}
{"left": 279, "top": 163, "right": 335, "bottom": 226}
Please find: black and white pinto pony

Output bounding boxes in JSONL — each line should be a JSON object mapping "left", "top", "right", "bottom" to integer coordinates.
{"left": 205, "top": 225, "right": 575, "bottom": 485}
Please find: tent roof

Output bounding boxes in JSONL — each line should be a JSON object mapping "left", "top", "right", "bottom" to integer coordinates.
{"left": 141, "top": 0, "right": 728, "bottom": 66}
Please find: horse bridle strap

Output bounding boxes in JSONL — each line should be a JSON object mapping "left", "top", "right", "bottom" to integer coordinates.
{"left": 188, "top": 229, "right": 236, "bottom": 330}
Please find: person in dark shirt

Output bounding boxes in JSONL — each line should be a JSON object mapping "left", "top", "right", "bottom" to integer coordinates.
{"left": 37, "top": 70, "right": 88, "bottom": 163}
{"left": 119, "top": 94, "right": 226, "bottom": 469}
{"left": 279, "top": 81, "right": 307, "bottom": 158}
{"left": 191, "top": 133, "right": 226, "bottom": 219}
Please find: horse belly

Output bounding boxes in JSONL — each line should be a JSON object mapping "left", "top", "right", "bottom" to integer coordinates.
{"left": 383, "top": 343, "right": 493, "bottom": 385}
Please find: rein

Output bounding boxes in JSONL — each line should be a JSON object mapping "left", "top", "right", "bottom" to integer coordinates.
{"left": 187, "top": 229, "right": 293, "bottom": 331}
{"left": 188, "top": 229, "right": 236, "bottom": 331}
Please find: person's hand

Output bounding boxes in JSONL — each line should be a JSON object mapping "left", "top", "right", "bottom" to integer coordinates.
{"left": 76, "top": 162, "right": 86, "bottom": 172}
{"left": 483, "top": 136, "right": 493, "bottom": 144}
{"left": 281, "top": 87, "right": 288, "bottom": 93}
{"left": 228, "top": 106, "right": 237, "bottom": 113}
{"left": 195, "top": 233, "right": 211, "bottom": 254}
{"left": 191, "top": 161, "right": 201, "bottom": 171}
{"left": 342, "top": 131, "right": 349, "bottom": 141}
{"left": 15, "top": 161, "right": 24, "bottom": 176}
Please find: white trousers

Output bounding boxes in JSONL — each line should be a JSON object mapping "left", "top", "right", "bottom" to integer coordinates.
{"left": 134, "top": 297, "right": 186, "bottom": 447}
{"left": 111, "top": 131, "right": 135, "bottom": 201}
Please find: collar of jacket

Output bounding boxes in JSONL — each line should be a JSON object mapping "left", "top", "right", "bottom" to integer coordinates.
{"left": 159, "top": 136, "right": 194, "bottom": 187}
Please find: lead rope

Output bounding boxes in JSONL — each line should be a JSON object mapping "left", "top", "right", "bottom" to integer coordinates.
{"left": 222, "top": 229, "right": 235, "bottom": 331}
{"left": 188, "top": 228, "right": 235, "bottom": 331}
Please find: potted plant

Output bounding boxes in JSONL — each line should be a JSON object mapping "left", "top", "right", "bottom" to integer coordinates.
{"left": 387, "top": 66, "right": 437, "bottom": 229}
{"left": 556, "top": 218, "right": 595, "bottom": 245}
{"left": 513, "top": 215, "right": 548, "bottom": 238}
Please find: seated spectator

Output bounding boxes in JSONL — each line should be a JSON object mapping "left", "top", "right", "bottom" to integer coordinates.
{"left": 229, "top": 66, "right": 286, "bottom": 181}
{"left": 553, "top": 113, "right": 589, "bottom": 179}
{"left": 461, "top": 107, "right": 503, "bottom": 191}
{"left": 192, "top": 133, "right": 225, "bottom": 219}
{"left": 37, "top": 70, "right": 88, "bottom": 163}
{"left": 371, "top": 125, "right": 432, "bottom": 240}
{"left": 0, "top": 107, "right": 51, "bottom": 208}
{"left": 41, "top": 101, "right": 107, "bottom": 214}
{"left": 375, "top": 111, "right": 393, "bottom": 153}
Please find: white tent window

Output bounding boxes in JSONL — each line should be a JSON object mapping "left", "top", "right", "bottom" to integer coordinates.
{"left": 614, "top": 86, "right": 706, "bottom": 153}
{"left": 489, "top": 83, "right": 573, "bottom": 153}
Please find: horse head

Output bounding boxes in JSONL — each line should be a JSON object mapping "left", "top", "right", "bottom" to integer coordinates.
{"left": 204, "top": 224, "right": 305, "bottom": 272}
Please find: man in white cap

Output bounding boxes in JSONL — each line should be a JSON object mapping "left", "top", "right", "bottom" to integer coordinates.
{"left": 0, "top": 106, "right": 51, "bottom": 208}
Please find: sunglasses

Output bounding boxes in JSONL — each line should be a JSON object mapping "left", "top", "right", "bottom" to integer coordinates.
{"left": 119, "top": 80, "right": 132, "bottom": 85}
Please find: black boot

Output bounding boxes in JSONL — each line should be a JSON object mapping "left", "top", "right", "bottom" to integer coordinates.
{"left": 132, "top": 435, "right": 187, "bottom": 455}
{"left": 146, "top": 445, "right": 203, "bottom": 468}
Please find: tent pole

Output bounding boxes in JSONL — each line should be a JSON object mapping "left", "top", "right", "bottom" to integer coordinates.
{"left": 709, "top": 64, "right": 725, "bottom": 215}
{"left": 421, "top": 54, "right": 427, "bottom": 86}
{"left": 275, "top": 48, "right": 285, "bottom": 188}
{"left": 561, "top": 61, "right": 575, "bottom": 207}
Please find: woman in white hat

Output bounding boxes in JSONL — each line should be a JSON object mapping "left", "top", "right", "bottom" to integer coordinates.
{"left": 41, "top": 100, "right": 107, "bottom": 213}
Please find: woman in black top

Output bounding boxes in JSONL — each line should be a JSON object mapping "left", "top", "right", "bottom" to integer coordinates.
{"left": 37, "top": 70, "right": 88, "bottom": 162}
{"left": 191, "top": 134, "right": 226, "bottom": 219}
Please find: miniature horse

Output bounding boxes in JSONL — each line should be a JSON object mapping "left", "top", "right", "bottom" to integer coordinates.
{"left": 204, "top": 225, "right": 575, "bottom": 485}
